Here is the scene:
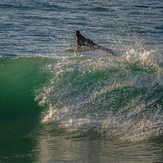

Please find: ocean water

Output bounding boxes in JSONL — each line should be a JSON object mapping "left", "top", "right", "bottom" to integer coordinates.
{"left": 0, "top": 0, "right": 163, "bottom": 162}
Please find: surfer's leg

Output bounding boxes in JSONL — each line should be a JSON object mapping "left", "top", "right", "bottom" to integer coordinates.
{"left": 85, "top": 39, "right": 105, "bottom": 51}
{"left": 85, "top": 39, "right": 97, "bottom": 47}
{"left": 94, "top": 45, "right": 105, "bottom": 51}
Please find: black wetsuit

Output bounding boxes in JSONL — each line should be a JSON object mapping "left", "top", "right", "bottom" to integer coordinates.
{"left": 74, "top": 30, "right": 105, "bottom": 50}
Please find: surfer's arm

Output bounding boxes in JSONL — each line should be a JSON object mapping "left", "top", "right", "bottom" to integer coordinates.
{"left": 75, "top": 43, "right": 81, "bottom": 50}
{"left": 75, "top": 39, "right": 81, "bottom": 50}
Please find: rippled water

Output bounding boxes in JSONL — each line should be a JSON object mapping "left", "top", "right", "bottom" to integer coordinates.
{"left": 0, "top": 0, "right": 163, "bottom": 162}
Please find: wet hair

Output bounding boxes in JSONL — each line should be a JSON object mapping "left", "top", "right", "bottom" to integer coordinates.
{"left": 74, "top": 30, "right": 80, "bottom": 34}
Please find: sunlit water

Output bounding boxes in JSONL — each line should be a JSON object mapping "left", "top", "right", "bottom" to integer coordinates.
{"left": 0, "top": 0, "right": 163, "bottom": 162}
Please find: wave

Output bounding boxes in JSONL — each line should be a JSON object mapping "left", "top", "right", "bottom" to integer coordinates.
{"left": 0, "top": 56, "right": 50, "bottom": 122}
{"left": 33, "top": 49, "right": 163, "bottom": 142}
{"left": 0, "top": 47, "right": 162, "bottom": 142}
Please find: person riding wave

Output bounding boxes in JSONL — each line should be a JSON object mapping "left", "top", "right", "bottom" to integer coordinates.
{"left": 74, "top": 30, "right": 105, "bottom": 51}
{"left": 73, "top": 30, "right": 118, "bottom": 56}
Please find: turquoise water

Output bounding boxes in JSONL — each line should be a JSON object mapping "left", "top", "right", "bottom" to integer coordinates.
{"left": 0, "top": 0, "right": 163, "bottom": 162}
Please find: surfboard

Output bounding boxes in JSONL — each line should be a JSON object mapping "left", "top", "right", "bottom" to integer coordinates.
{"left": 65, "top": 47, "right": 94, "bottom": 52}
{"left": 65, "top": 47, "right": 118, "bottom": 57}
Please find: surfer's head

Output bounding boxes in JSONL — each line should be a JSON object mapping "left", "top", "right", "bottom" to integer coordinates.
{"left": 74, "top": 30, "right": 80, "bottom": 35}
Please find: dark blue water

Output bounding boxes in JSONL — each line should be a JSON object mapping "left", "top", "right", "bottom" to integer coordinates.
{"left": 0, "top": 0, "right": 163, "bottom": 162}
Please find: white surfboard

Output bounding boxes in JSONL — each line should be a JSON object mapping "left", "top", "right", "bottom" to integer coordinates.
{"left": 65, "top": 47, "right": 94, "bottom": 52}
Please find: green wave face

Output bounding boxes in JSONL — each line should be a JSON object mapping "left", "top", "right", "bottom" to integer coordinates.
{"left": 0, "top": 57, "right": 50, "bottom": 120}
{"left": 0, "top": 54, "right": 163, "bottom": 142}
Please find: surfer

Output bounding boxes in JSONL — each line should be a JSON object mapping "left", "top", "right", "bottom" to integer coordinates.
{"left": 66, "top": 30, "right": 118, "bottom": 56}
{"left": 74, "top": 30, "right": 105, "bottom": 51}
